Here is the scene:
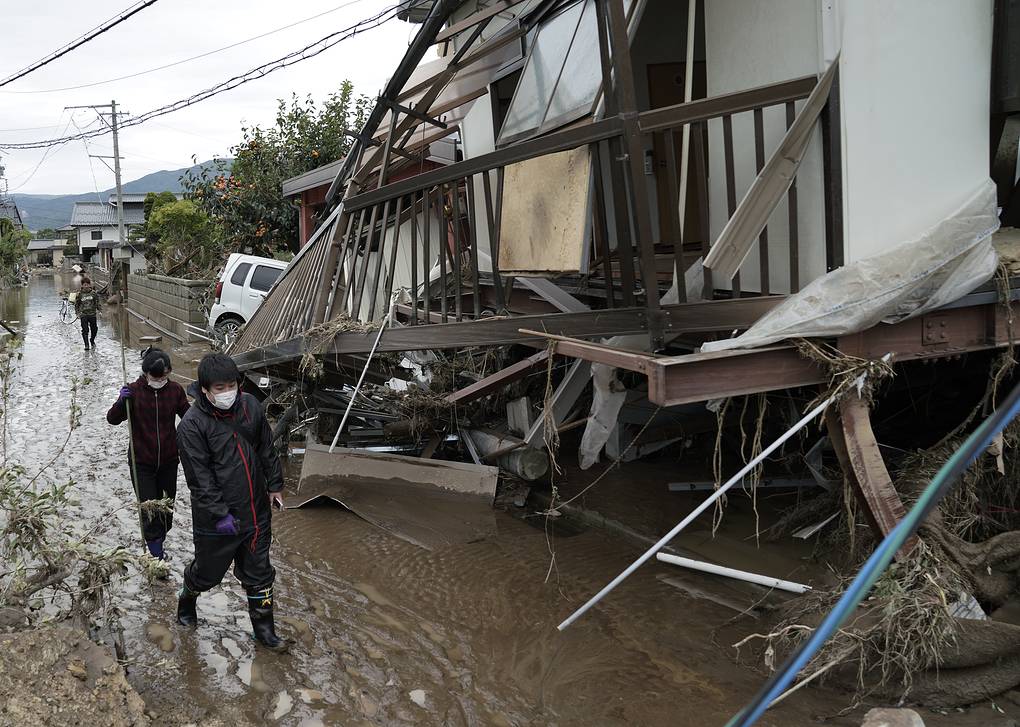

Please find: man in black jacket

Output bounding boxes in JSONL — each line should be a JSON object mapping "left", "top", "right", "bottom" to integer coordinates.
{"left": 176, "top": 353, "right": 287, "bottom": 650}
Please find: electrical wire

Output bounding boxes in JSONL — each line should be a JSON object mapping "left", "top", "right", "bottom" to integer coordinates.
{"left": 0, "top": 1, "right": 413, "bottom": 151}
{"left": 0, "top": 0, "right": 161, "bottom": 89}
{"left": 72, "top": 115, "right": 107, "bottom": 205}
{"left": 727, "top": 378, "right": 1020, "bottom": 727}
{"left": 0, "top": 0, "right": 375, "bottom": 95}
{"left": 4, "top": 112, "right": 79, "bottom": 192}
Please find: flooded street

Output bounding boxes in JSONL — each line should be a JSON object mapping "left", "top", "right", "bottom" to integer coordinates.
{"left": 5, "top": 275, "right": 1013, "bottom": 727}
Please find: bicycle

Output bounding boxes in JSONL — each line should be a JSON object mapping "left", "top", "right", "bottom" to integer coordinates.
{"left": 59, "top": 297, "right": 77, "bottom": 324}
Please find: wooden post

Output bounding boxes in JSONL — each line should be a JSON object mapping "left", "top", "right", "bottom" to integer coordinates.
{"left": 826, "top": 393, "right": 916, "bottom": 559}
{"left": 599, "top": 0, "right": 663, "bottom": 347}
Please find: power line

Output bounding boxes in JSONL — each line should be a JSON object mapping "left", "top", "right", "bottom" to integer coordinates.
{"left": 0, "top": 0, "right": 374, "bottom": 95}
{"left": 0, "top": 0, "right": 161, "bottom": 89}
{"left": 0, "top": 1, "right": 411, "bottom": 151}
{"left": 5, "top": 113, "right": 79, "bottom": 193}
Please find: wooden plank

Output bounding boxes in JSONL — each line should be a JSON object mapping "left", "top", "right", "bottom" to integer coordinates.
{"left": 646, "top": 346, "right": 825, "bottom": 406}
{"left": 444, "top": 350, "right": 551, "bottom": 406}
{"left": 785, "top": 101, "right": 800, "bottom": 292}
{"left": 638, "top": 75, "right": 817, "bottom": 134}
{"left": 524, "top": 359, "right": 591, "bottom": 447}
{"left": 753, "top": 107, "right": 770, "bottom": 295}
{"left": 498, "top": 147, "right": 592, "bottom": 274}
{"left": 434, "top": 0, "right": 526, "bottom": 43}
{"left": 705, "top": 59, "right": 838, "bottom": 283}
{"left": 828, "top": 397, "right": 915, "bottom": 558}
{"left": 518, "top": 328, "right": 654, "bottom": 374}
{"left": 233, "top": 296, "right": 782, "bottom": 371}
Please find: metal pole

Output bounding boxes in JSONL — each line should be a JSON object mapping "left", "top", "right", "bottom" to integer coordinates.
{"left": 557, "top": 396, "right": 834, "bottom": 631}
{"left": 557, "top": 355, "right": 891, "bottom": 631}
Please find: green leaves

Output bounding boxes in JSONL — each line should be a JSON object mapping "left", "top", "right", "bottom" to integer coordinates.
{"left": 181, "top": 82, "right": 369, "bottom": 262}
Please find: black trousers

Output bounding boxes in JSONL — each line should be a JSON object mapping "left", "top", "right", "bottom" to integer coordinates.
{"left": 184, "top": 526, "right": 275, "bottom": 593}
{"left": 80, "top": 315, "right": 97, "bottom": 345}
{"left": 131, "top": 459, "right": 178, "bottom": 542}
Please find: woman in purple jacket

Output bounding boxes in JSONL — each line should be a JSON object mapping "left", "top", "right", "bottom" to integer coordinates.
{"left": 107, "top": 348, "right": 190, "bottom": 559}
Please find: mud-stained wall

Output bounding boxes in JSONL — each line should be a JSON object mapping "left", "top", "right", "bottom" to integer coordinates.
{"left": 126, "top": 274, "right": 211, "bottom": 343}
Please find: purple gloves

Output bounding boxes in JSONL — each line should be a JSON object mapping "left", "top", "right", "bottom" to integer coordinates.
{"left": 119, "top": 386, "right": 133, "bottom": 399}
{"left": 215, "top": 513, "right": 239, "bottom": 535}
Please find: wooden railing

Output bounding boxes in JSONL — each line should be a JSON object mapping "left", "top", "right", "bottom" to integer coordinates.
{"left": 232, "top": 73, "right": 839, "bottom": 355}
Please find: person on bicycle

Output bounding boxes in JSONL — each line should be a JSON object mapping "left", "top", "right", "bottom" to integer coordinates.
{"left": 75, "top": 277, "right": 100, "bottom": 350}
{"left": 107, "top": 347, "right": 190, "bottom": 560}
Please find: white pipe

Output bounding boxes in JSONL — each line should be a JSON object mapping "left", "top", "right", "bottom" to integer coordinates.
{"left": 557, "top": 355, "right": 891, "bottom": 631}
{"left": 557, "top": 395, "right": 831, "bottom": 631}
{"left": 655, "top": 553, "right": 811, "bottom": 594}
{"left": 327, "top": 296, "right": 396, "bottom": 454}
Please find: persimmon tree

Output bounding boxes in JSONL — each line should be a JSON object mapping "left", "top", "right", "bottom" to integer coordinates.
{"left": 183, "top": 81, "right": 369, "bottom": 257}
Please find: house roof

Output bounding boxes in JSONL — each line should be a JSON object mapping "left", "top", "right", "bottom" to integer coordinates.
{"left": 107, "top": 193, "right": 179, "bottom": 206}
{"left": 282, "top": 159, "right": 345, "bottom": 197}
{"left": 27, "top": 239, "right": 63, "bottom": 251}
{"left": 69, "top": 202, "right": 145, "bottom": 227}
{"left": 281, "top": 137, "right": 459, "bottom": 197}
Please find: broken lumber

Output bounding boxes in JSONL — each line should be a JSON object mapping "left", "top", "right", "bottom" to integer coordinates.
{"left": 826, "top": 394, "right": 916, "bottom": 559}
{"left": 444, "top": 350, "right": 550, "bottom": 406}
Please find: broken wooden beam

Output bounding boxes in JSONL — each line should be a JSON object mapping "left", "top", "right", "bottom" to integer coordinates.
{"left": 518, "top": 328, "right": 657, "bottom": 374}
{"left": 826, "top": 395, "right": 916, "bottom": 559}
{"left": 444, "top": 350, "right": 551, "bottom": 406}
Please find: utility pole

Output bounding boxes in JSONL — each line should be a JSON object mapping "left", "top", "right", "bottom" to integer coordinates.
{"left": 66, "top": 99, "right": 127, "bottom": 283}
{"left": 66, "top": 100, "right": 130, "bottom": 355}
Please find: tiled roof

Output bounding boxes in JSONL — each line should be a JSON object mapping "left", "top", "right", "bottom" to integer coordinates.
{"left": 69, "top": 202, "right": 144, "bottom": 227}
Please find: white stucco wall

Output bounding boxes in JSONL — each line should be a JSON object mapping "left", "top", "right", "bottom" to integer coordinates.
{"left": 704, "top": 0, "right": 826, "bottom": 294}
{"left": 837, "top": 0, "right": 993, "bottom": 262}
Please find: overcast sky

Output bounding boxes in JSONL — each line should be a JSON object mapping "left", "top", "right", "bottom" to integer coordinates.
{"left": 0, "top": 0, "right": 421, "bottom": 196}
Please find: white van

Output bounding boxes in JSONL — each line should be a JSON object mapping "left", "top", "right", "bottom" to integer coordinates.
{"left": 208, "top": 253, "right": 288, "bottom": 339}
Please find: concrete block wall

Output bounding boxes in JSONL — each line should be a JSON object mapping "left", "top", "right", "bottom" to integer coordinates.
{"left": 126, "top": 274, "right": 213, "bottom": 343}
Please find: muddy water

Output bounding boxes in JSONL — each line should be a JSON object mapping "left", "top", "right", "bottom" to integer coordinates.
{"left": 6, "top": 275, "right": 1012, "bottom": 727}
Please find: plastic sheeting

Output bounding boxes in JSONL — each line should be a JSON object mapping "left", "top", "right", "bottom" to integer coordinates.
{"left": 702, "top": 180, "right": 1001, "bottom": 353}
{"left": 577, "top": 259, "right": 706, "bottom": 469}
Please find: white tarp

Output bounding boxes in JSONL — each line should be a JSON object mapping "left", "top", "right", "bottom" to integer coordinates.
{"left": 578, "top": 260, "right": 706, "bottom": 469}
{"left": 702, "top": 180, "right": 1001, "bottom": 353}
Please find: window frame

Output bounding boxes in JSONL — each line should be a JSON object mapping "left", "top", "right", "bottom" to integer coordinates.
{"left": 495, "top": 0, "right": 601, "bottom": 147}
{"left": 90, "top": 230, "right": 103, "bottom": 241}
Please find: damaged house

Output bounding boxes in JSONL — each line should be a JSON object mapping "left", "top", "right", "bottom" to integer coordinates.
{"left": 229, "top": 0, "right": 1020, "bottom": 712}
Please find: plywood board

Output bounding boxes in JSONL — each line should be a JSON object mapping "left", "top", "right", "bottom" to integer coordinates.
{"left": 498, "top": 147, "right": 591, "bottom": 275}
{"left": 295, "top": 444, "right": 498, "bottom": 550}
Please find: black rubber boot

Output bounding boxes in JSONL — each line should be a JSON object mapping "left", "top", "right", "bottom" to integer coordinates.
{"left": 176, "top": 583, "right": 199, "bottom": 627}
{"left": 247, "top": 587, "right": 287, "bottom": 651}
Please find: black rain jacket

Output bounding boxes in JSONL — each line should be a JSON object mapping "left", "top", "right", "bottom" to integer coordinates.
{"left": 177, "top": 382, "right": 283, "bottom": 538}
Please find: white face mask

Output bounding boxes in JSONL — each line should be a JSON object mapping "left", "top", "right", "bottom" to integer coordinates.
{"left": 210, "top": 389, "right": 238, "bottom": 410}
{"left": 146, "top": 376, "right": 168, "bottom": 390}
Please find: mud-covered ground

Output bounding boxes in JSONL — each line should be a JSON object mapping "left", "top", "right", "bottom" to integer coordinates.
{"left": 6, "top": 273, "right": 1020, "bottom": 727}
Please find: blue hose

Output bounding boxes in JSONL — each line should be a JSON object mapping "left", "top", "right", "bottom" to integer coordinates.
{"left": 727, "top": 379, "right": 1020, "bottom": 727}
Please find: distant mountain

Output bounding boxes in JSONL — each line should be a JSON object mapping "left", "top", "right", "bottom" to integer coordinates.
{"left": 11, "top": 160, "right": 230, "bottom": 231}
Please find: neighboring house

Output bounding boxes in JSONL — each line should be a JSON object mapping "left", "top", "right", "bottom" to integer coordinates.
{"left": 68, "top": 194, "right": 152, "bottom": 272}
{"left": 283, "top": 141, "right": 457, "bottom": 248}
{"left": 25, "top": 239, "right": 65, "bottom": 267}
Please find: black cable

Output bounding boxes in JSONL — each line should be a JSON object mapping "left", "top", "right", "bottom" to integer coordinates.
{"left": 1, "top": 0, "right": 373, "bottom": 95}
{"left": 0, "top": 0, "right": 161, "bottom": 89}
{"left": 0, "top": 1, "right": 412, "bottom": 151}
